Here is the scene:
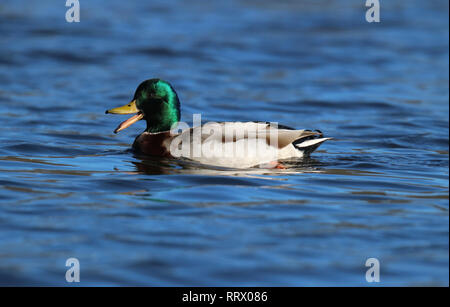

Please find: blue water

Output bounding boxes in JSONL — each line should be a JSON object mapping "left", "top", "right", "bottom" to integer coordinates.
{"left": 0, "top": 0, "right": 448, "bottom": 286}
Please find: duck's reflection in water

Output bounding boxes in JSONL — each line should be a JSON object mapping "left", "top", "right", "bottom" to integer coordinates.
{"left": 130, "top": 154, "right": 327, "bottom": 178}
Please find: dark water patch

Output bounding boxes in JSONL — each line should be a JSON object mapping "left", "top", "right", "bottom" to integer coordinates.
{"left": 26, "top": 49, "right": 110, "bottom": 64}
{"left": 91, "top": 178, "right": 152, "bottom": 191}
{"left": 129, "top": 46, "right": 208, "bottom": 60}
{"left": 280, "top": 100, "right": 409, "bottom": 111}
{"left": 0, "top": 271, "right": 43, "bottom": 286}
{"left": 28, "top": 28, "right": 62, "bottom": 37}
{"left": 24, "top": 105, "right": 73, "bottom": 113}
{"left": 43, "top": 132, "right": 112, "bottom": 142}
{"left": 173, "top": 175, "right": 264, "bottom": 187}
{"left": 2, "top": 143, "right": 94, "bottom": 156}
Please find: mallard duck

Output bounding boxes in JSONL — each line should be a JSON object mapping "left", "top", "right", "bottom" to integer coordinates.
{"left": 106, "top": 79, "right": 331, "bottom": 169}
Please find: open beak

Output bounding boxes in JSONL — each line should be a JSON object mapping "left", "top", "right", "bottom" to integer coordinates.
{"left": 105, "top": 100, "right": 144, "bottom": 133}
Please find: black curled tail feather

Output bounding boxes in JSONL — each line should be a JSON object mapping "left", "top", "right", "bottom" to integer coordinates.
{"left": 293, "top": 130, "right": 327, "bottom": 157}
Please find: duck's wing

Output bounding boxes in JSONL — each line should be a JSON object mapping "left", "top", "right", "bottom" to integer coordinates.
{"left": 276, "top": 129, "right": 322, "bottom": 148}
{"left": 166, "top": 122, "right": 331, "bottom": 166}
{"left": 256, "top": 122, "right": 332, "bottom": 154}
{"left": 194, "top": 122, "right": 322, "bottom": 148}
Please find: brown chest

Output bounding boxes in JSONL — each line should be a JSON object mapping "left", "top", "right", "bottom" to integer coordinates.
{"left": 132, "top": 132, "right": 172, "bottom": 157}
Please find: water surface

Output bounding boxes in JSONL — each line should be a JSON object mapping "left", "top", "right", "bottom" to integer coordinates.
{"left": 0, "top": 0, "right": 448, "bottom": 286}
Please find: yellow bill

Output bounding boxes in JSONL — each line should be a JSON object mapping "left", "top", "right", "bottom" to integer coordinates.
{"left": 105, "top": 100, "right": 144, "bottom": 133}
{"left": 106, "top": 100, "right": 139, "bottom": 114}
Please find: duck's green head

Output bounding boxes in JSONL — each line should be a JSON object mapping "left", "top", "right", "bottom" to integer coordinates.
{"left": 106, "top": 79, "right": 181, "bottom": 133}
